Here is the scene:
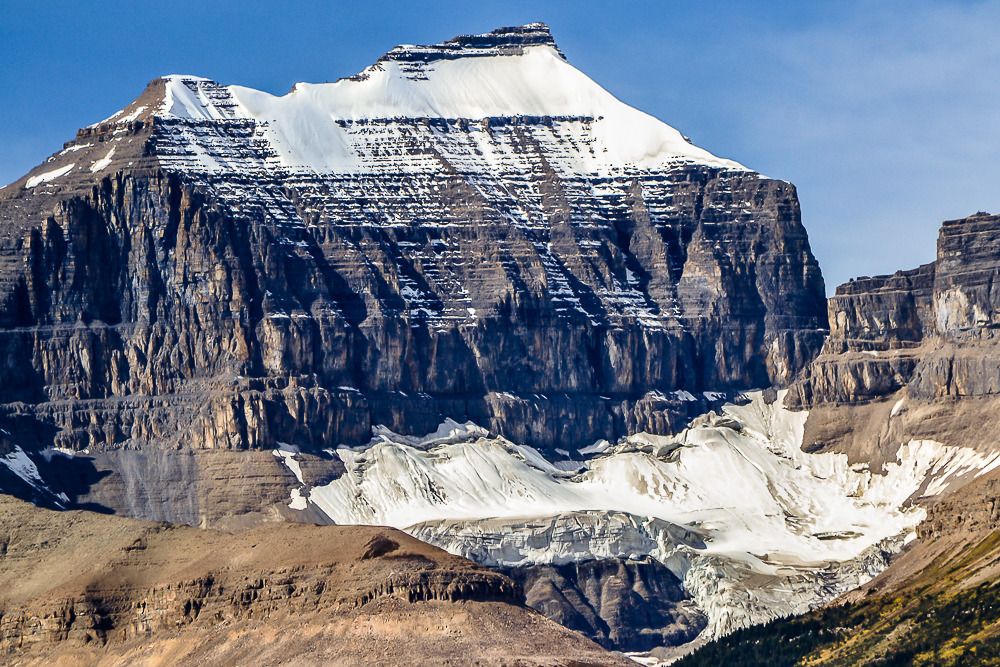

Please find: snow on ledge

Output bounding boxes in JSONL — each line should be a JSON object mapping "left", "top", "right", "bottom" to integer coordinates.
{"left": 25, "top": 163, "right": 74, "bottom": 188}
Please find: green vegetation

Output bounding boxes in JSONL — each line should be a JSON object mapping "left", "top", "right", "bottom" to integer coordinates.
{"left": 677, "top": 532, "right": 1000, "bottom": 667}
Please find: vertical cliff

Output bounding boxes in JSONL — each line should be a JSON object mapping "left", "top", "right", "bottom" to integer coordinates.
{"left": 0, "top": 24, "right": 826, "bottom": 521}
{"left": 789, "top": 212, "right": 1000, "bottom": 466}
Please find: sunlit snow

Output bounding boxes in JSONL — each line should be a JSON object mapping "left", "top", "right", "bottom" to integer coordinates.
{"left": 89, "top": 146, "right": 116, "bottom": 173}
{"left": 108, "top": 38, "right": 746, "bottom": 176}
{"left": 283, "top": 391, "right": 1000, "bottom": 640}
{"left": 25, "top": 163, "right": 74, "bottom": 188}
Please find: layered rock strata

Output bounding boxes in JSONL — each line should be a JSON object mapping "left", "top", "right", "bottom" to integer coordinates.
{"left": 0, "top": 495, "right": 626, "bottom": 666}
{"left": 789, "top": 213, "right": 1000, "bottom": 465}
{"left": 0, "top": 25, "right": 826, "bottom": 515}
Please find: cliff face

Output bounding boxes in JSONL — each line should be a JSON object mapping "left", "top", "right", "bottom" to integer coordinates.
{"left": 792, "top": 212, "right": 1000, "bottom": 411}
{"left": 823, "top": 212, "right": 1000, "bottom": 354}
{"left": 0, "top": 25, "right": 826, "bottom": 520}
{"left": 827, "top": 262, "right": 935, "bottom": 353}
{"left": 786, "top": 213, "right": 1000, "bottom": 473}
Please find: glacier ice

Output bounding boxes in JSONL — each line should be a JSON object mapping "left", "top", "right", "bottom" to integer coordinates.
{"left": 277, "top": 391, "right": 998, "bottom": 642}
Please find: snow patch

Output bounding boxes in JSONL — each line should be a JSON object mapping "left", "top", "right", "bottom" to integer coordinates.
{"left": 288, "top": 487, "right": 308, "bottom": 510}
{"left": 89, "top": 146, "right": 116, "bottom": 173}
{"left": 25, "top": 163, "right": 74, "bottom": 188}
{"left": 117, "top": 105, "right": 146, "bottom": 124}
{"left": 225, "top": 45, "right": 743, "bottom": 173}
{"left": 890, "top": 397, "right": 906, "bottom": 417}
{"left": 59, "top": 143, "right": 93, "bottom": 155}
{"left": 143, "top": 29, "right": 744, "bottom": 175}
{"left": 161, "top": 75, "right": 227, "bottom": 119}
{"left": 579, "top": 439, "right": 612, "bottom": 455}
{"left": 369, "top": 418, "right": 489, "bottom": 450}
{"left": 273, "top": 446, "right": 309, "bottom": 511}
{"left": 272, "top": 446, "right": 304, "bottom": 484}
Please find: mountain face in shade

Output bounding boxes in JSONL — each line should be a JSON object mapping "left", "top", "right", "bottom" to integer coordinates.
{"left": 0, "top": 23, "right": 826, "bottom": 460}
{"left": 0, "top": 24, "right": 826, "bottom": 460}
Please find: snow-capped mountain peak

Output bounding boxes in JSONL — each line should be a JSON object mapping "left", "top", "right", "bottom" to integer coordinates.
{"left": 92, "top": 24, "right": 743, "bottom": 173}
{"left": 372, "top": 22, "right": 567, "bottom": 65}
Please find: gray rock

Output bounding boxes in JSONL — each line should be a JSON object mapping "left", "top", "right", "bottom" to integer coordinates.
{"left": 505, "top": 557, "right": 708, "bottom": 651}
{"left": 0, "top": 25, "right": 827, "bottom": 483}
{"left": 790, "top": 212, "right": 1000, "bottom": 408}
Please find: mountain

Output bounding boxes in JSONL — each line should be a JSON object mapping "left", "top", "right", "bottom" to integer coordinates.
{"left": 0, "top": 22, "right": 825, "bottom": 470}
{"left": 790, "top": 212, "right": 1000, "bottom": 450}
{"left": 263, "top": 212, "right": 1000, "bottom": 659}
{"left": 1, "top": 21, "right": 996, "bottom": 666}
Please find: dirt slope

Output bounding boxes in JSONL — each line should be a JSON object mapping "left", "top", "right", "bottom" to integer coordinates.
{"left": 0, "top": 495, "right": 628, "bottom": 666}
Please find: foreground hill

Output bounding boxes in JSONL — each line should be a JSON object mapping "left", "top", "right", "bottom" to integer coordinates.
{"left": 0, "top": 494, "right": 627, "bottom": 666}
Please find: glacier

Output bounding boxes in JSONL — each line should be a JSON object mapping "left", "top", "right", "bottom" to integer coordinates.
{"left": 274, "top": 391, "right": 1000, "bottom": 645}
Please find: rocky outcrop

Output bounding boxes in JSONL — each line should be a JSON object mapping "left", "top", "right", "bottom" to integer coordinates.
{"left": 934, "top": 213, "right": 1000, "bottom": 337}
{"left": 791, "top": 212, "right": 1000, "bottom": 410}
{"left": 0, "top": 495, "right": 626, "bottom": 666}
{"left": 505, "top": 557, "right": 707, "bottom": 651}
{"left": 787, "top": 213, "right": 1000, "bottom": 470}
{"left": 827, "top": 262, "right": 935, "bottom": 352}
{"left": 819, "top": 211, "right": 1000, "bottom": 355}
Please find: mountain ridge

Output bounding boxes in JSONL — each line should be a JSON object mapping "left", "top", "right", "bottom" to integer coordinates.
{"left": 0, "top": 494, "right": 627, "bottom": 666}
{"left": 15, "top": 21, "right": 988, "bottom": 666}
{"left": 0, "top": 22, "right": 827, "bottom": 466}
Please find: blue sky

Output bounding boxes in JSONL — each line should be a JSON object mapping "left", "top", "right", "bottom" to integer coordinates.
{"left": 2, "top": 0, "right": 997, "bottom": 289}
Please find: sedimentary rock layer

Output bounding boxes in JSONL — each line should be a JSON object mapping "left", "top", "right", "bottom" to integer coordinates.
{"left": 0, "top": 25, "right": 826, "bottom": 488}
{"left": 791, "top": 212, "right": 1000, "bottom": 411}
{"left": 0, "top": 495, "right": 625, "bottom": 666}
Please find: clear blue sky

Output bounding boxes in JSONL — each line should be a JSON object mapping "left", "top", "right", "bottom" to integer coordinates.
{"left": 2, "top": 0, "right": 997, "bottom": 290}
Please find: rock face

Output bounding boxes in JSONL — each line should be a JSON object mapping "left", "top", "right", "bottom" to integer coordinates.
{"left": 505, "top": 557, "right": 707, "bottom": 651}
{"left": 0, "top": 24, "right": 826, "bottom": 499}
{"left": 787, "top": 212, "right": 1000, "bottom": 475}
{"left": 0, "top": 495, "right": 627, "bottom": 666}
{"left": 791, "top": 212, "right": 1000, "bottom": 411}
{"left": 827, "top": 262, "right": 935, "bottom": 353}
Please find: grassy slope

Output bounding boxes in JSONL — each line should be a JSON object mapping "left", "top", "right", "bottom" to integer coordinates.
{"left": 676, "top": 530, "right": 1000, "bottom": 667}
